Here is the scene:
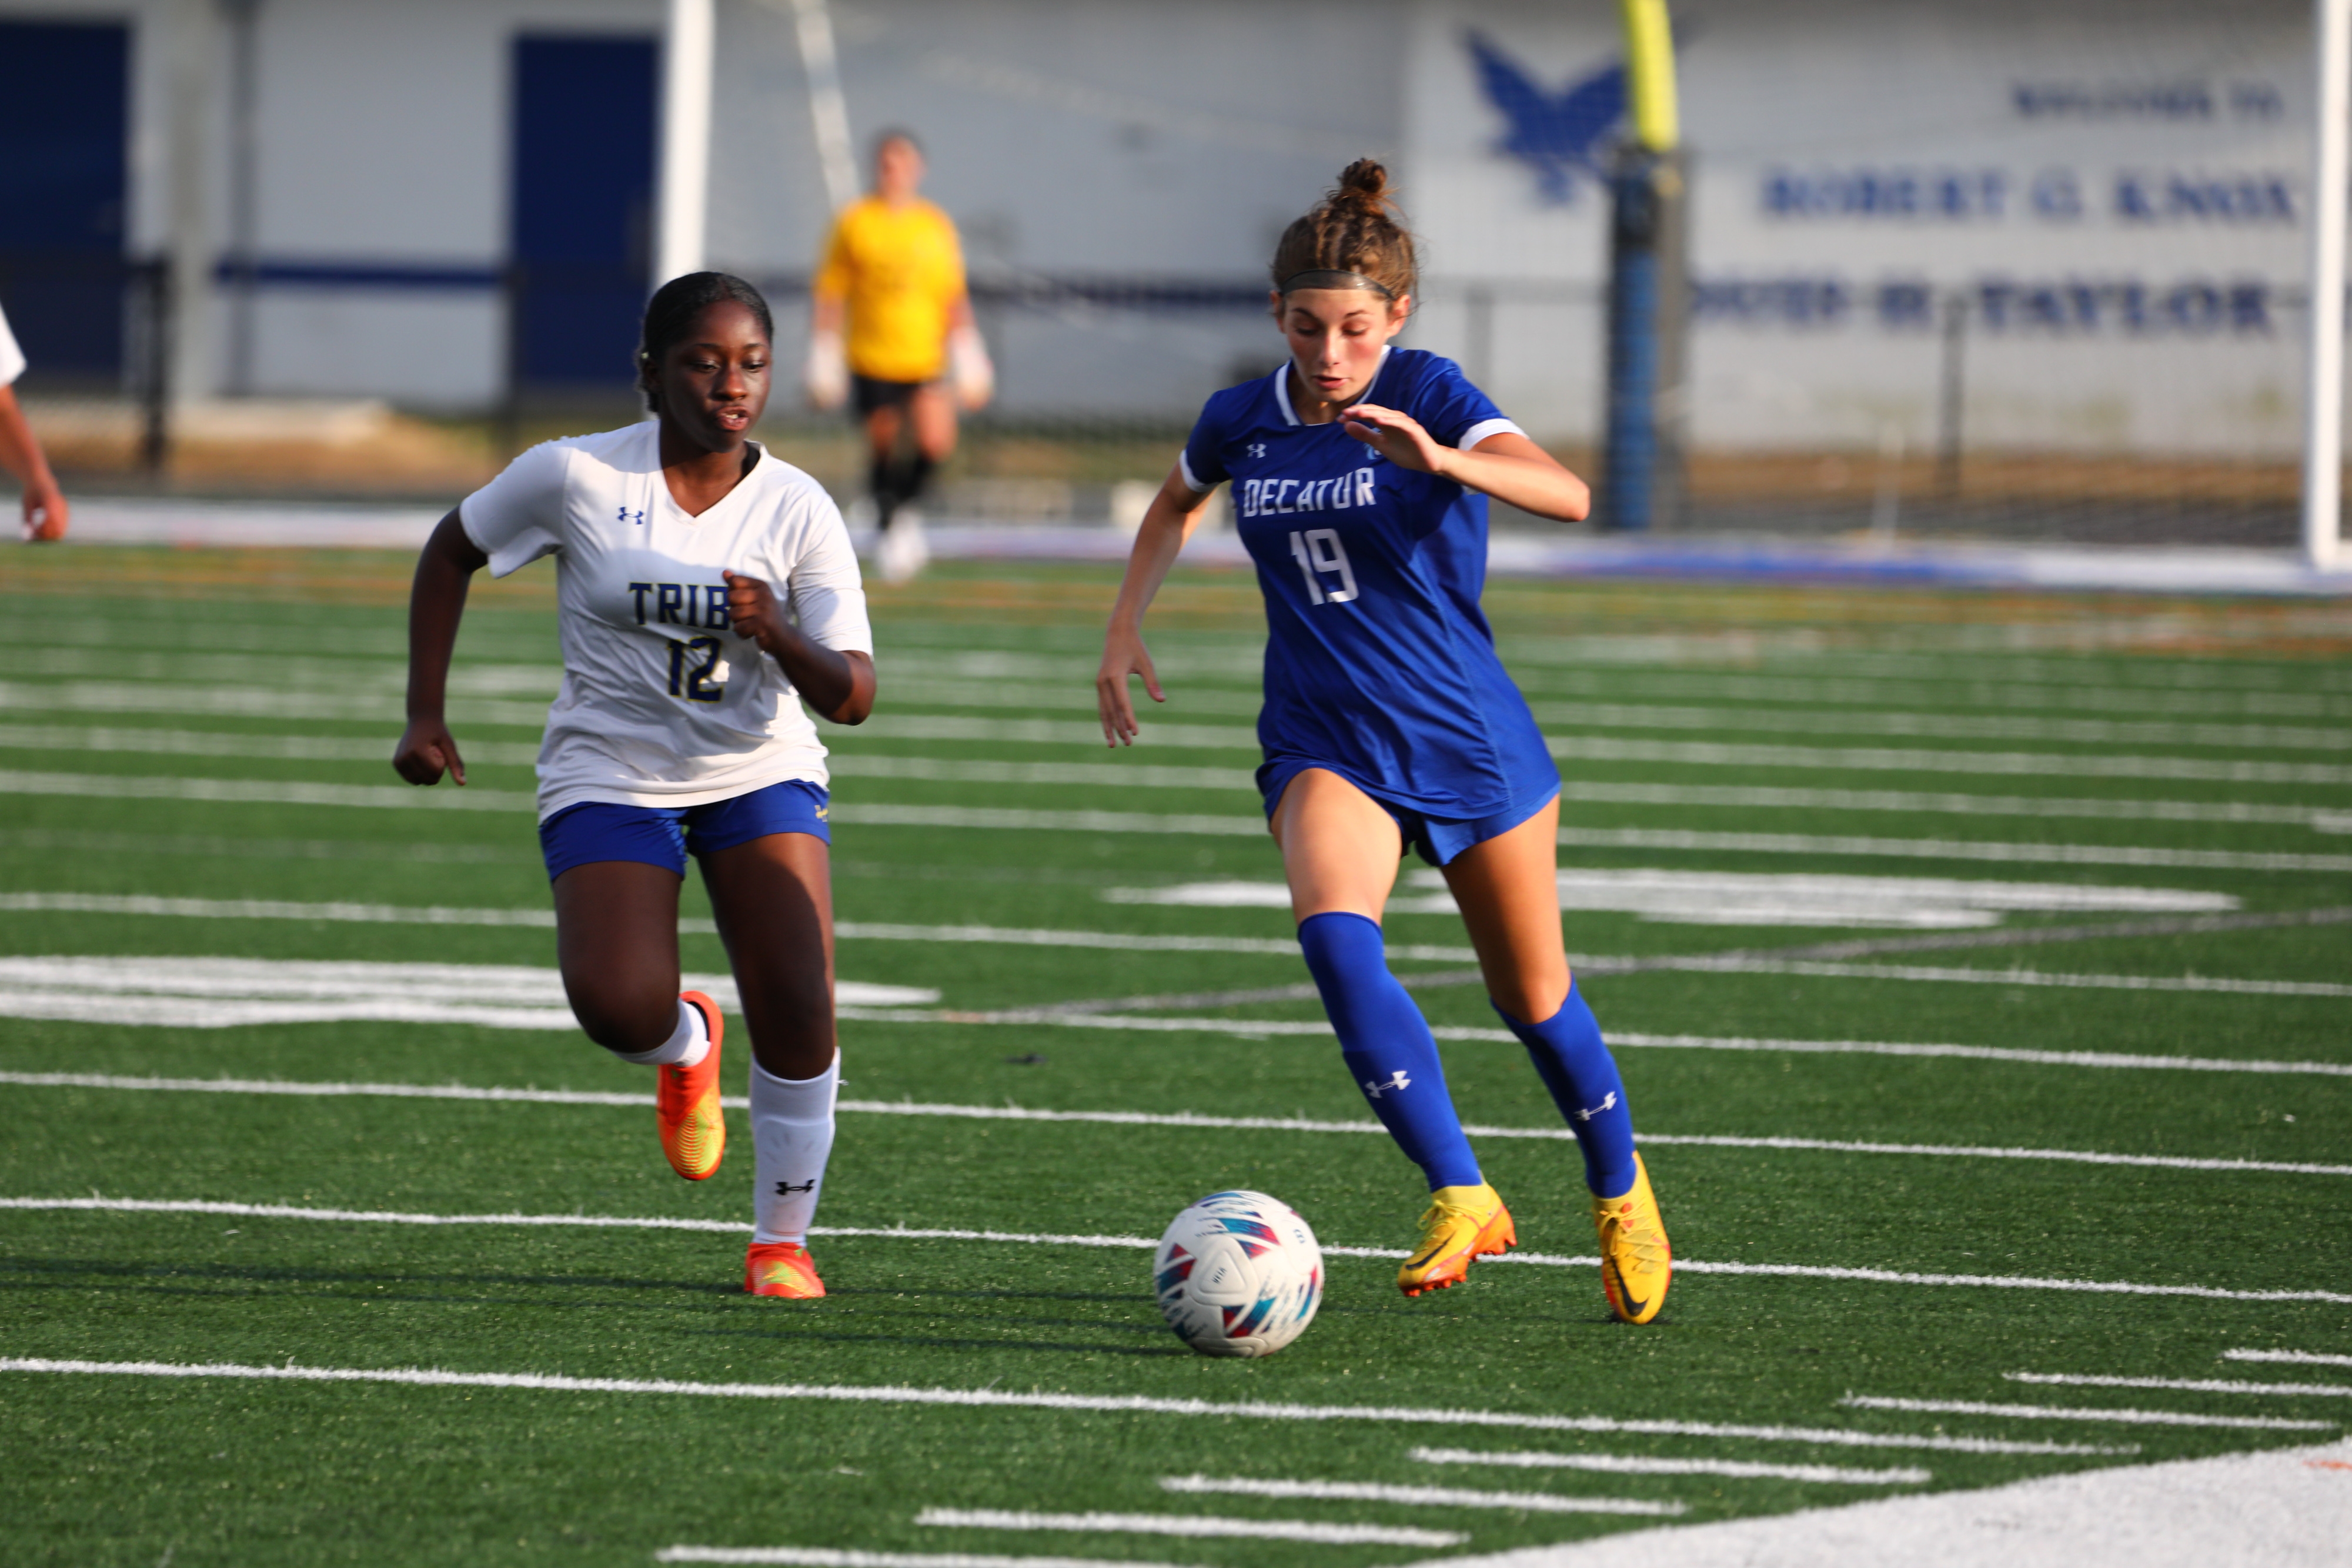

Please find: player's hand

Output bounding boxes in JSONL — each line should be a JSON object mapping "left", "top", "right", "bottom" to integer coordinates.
{"left": 1096, "top": 627, "right": 1164, "bottom": 748}
{"left": 393, "top": 718, "right": 466, "bottom": 787}
{"left": 723, "top": 570, "right": 785, "bottom": 653}
{"left": 21, "top": 479, "right": 67, "bottom": 541}
{"left": 1339, "top": 402, "right": 1448, "bottom": 477}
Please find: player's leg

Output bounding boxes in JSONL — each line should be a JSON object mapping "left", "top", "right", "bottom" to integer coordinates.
{"left": 863, "top": 399, "right": 907, "bottom": 531}
{"left": 1274, "top": 768, "right": 1509, "bottom": 1295}
{"left": 698, "top": 818, "right": 838, "bottom": 1299}
{"left": 905, "top": 379, "right": 957, "bottom": 497}
{"left": 549, "top": 835, "right": 727, "bottom": 1183}
{"left": 1441, "top": 796, "right": 1669, "bottom": 1323}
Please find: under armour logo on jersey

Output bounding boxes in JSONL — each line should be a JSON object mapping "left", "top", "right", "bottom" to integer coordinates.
{"left": 774, "top": 1178, "right": 817, "bottom": 1195}
{"left": 1575, "top": 1091, "right": 1619, "bottom": 1123}
{"left": 1247, "top": 442, "right": 1268, "bottom": 459}
{"left": 1362, "top": 1070, "right": 1412, "bottom": 1098}
{"left": 618, "top": 506, "right": 646, "bottom": 526}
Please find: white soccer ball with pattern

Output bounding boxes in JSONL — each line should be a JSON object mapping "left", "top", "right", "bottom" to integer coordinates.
{"left": 1152, "top": 1190, "right": 1322, "bottom": 1358}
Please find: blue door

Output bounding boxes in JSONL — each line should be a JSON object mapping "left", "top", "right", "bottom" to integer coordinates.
{"left": 0, "top": 20, "right": 129, "bottom": 385}
{"left": 509, "top": 34, "right": 659, "bottom": 389}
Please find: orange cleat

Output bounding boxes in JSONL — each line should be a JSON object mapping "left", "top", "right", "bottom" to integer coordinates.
{"left": 746, "top": 1241, "right": 826, "bottom": 1298}
{"left": 657, "top": 991, "right": 726, "bottom": 1181}
{"left": 1397, "top": 1182, "right": 1515, "bottom": 1296}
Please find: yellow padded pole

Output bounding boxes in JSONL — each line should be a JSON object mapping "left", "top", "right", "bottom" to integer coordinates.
{"left": 1621, "top": 0, "right": 1681, "bottom": 153}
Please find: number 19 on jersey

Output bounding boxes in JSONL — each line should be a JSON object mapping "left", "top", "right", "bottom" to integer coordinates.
{"left": 1288, "top": 529, "right": 1358, "bottom": 606}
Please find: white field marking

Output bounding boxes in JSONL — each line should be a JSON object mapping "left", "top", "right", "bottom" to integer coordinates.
{"left": 838, "top": 801, "right": 2352, "bottom": 871}
{"left": 0, "top": 770, "right": 533, "bottom": 811}
{"left": 1121, "top": 871, "right": 2238, "bottom": 931}
{"left": 858, "top": 708, "right": 2352, "bottom": 782}
{"left": 1838, "top": 1396, "right": 2336, "bottom": 1430}
{"left": 0, "top": 680, "right": 553, "bottom": 728}
{"left": 1548, "top": 734, "right": 2352, "bottom": 787}
{"left": 1528, "top": 699, "right": 2352, "bottom": 753}
{"left": 827, "top": 754, "right": 2352, "bottom": 833}
{"left": 0, "top": 956, "right": 935, "bottom": 1028}
{"left": 911, "top": 1509, "right": 1462, "bottom": 1547}
{"left": 0, "top": 893, "right": 1462, "bottom": 959}
{"left": 1645, "top": 957, "right": 2352, "bottom": 999}
{"left": 832, "top": 676, "right": 2352, "bottom": 751}
{"left": 12, "top": 1076, "right": 2347, "bottom": 1181}
{"left": 0, "top": 724, "right": 546, "bottom": 767}
{"left": 1155, "top": 1474, "right": 1684, "bottom": 1516}
{"left": 2005, "top": 1372, "right": 2352, "bottom": 1398}
{"left": 10, "top": 1194, "right": 2350, "bottom": 1310}
{"left": 1501, "top": 666, "right": 2352, "bottom": 721}
{"left": 1407, "top": 1446, "right": 1930, "bottom": 1486}
{"left": 659, "top": 1550, "right": 1182, "bottom": 1568}
{"left": 1552, "top": 826, "right": 2352, "bottom": 875}
{"left": 0, "top": 1357, "right": 2136, "bottom": 1457}
{"left": 2224, "top": 1349, "right": 2352, "bottom": 1368}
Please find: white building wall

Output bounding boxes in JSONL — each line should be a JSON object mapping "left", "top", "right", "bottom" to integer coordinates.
{"left": 1398, "top": 0, "right": 2314, "bottom": 453}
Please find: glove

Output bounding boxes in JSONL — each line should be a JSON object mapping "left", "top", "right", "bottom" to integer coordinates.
{"left": 948, "top": 323, "right": 994, "bottom": 411}
{"left": 804, "top": 328, "right": 848, "bottom": 410}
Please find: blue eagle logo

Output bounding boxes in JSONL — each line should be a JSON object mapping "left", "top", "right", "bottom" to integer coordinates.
{"left": 1464, "top": 29, "right": 1626, "bottom": 205}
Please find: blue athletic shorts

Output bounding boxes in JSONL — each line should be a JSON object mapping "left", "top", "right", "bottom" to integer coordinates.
{"left": 538, "top": 778, "right": 831, "bottom": 881}
{"left": 1257, "top": 759, "right": 1559, "bottom": 869}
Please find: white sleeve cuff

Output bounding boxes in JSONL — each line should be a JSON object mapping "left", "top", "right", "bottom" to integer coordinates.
{"left": 1456, "top": 417, "right": 1524, "bottom": 451}
{"left": 1177, "top": 450, "right": 1213, "bottom": 494}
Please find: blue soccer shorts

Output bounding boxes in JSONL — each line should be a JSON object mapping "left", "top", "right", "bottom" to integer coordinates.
{"left": 538, "top": 778, "right": 831, "bottom": 881}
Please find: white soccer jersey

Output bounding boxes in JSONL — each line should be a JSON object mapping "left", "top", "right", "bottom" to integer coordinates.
{"left": 0, "top": 303, "right": 25, "bottom": 386}
{"left": 460, "top": 422, "right": 872, "bottom": 821}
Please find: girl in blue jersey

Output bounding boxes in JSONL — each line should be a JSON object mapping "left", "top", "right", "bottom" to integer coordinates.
{"left": 1097, "top": 162, "right": 1670, "bottom": 1320}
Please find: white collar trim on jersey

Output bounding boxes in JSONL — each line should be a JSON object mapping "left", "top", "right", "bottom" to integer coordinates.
{"left": 1273, "top": 345, "right": 1392, "bottom": 428}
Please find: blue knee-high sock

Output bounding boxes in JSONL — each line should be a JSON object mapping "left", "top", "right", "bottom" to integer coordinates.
{"left": 1497, "top": 982, "right": 1639, "bottom": 1198}
{"left": 1298, "top": 911, "right": 1482, "bottom": 1192}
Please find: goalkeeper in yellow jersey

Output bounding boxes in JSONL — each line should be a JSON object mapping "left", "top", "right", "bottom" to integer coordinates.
{"left": 806, "top": 130, "right": 991, "bottom": 583}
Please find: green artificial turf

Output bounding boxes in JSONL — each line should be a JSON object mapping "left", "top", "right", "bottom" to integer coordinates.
{"left": 1, "top": 558, "right": 2348, "bottom": 1566}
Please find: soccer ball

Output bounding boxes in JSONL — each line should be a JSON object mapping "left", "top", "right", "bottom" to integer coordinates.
{"left": 1152, "top": 1190, "right": 1322, "bottom": 1358}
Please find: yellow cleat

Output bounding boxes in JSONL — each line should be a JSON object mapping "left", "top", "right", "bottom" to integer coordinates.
{"left": 657, "top": 991, "right": 726, "bottom": 1181}
{"left": 1397, "top": 1182, "right": 1515, "bottom": 1296}
{"left": 1593, "top": 1152, "right": 1671, "bottom": 1324}
{"left": 746, "top": 1241, "right": 826, "bottom": 1299}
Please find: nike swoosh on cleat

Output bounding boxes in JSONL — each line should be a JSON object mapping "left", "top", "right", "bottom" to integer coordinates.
{"left": 1609, "top": 1260, "right": 1650, "bottom": 1318}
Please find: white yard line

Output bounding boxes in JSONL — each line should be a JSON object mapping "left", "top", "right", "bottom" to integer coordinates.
{"left": 14, "top": 731, "right": 2337, "bottom": 833}
{"left": 1552, "top": 825, "right": 2352, "bottom": 874}
{"left": 6, "top": 1195, "right": 2348, "bottom": 1310}
{"left": 0, "top": 680, "right": 552, "bottom": 729}
{"left": 0, "top": 769, "right": 534, "bottom": 812}
{"left": 0, "top": 1358, "right": 2111, "bottom": 1456}
{"left": 2005, "top": 1373, "right": 2352, "bottom": 1398}
{"left": 11, "top": 891, "right": 2344, "bottom": 997}
{"left": 2223, "top": 1349, "right": 2352, "bottom": 1368}
{"left": 1408, "top": 1447, "right": 1930, "bottom": 1486}
{"left": 1837, "top": 1396, "right": 2335, "bottom": 1431}
{"left": 1548, "top": 734, "right": 2352, "bottom": 787}
{"left": 660, "top": 1550, "right": 1181, "bottom": 1568}
{"left": 9, "top": 1075, "right": 2342, "bottom": 1179}
{"left": 910, "top": 1508, "right": 1464, "bottom": 1547}
{"left": 1602, "top": 1032, "right": 2352, "bottom": 1078}
{"left": 1526, "top": 699, "right": 2352, "bottom": 753}
{"left": 1424, "top": 1435, "right": 2352, "bottom": 1568}
{"left": 1156, "top": 1475, "right": 1684, "bottom": 1516}
{"left": 660, "top": 1549, "right": 1178, "bottom": 1568}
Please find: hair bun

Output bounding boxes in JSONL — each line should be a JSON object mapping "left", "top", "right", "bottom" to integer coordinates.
{"left": 1333, "top": 159, "right": 1393, "bottom": 212}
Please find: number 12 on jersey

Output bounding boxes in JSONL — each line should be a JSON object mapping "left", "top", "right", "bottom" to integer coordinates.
{"left": 1288, "top": 528, "right": 1359, "bottom": 605}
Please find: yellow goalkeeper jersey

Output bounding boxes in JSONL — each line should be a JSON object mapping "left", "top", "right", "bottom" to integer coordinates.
{"left": 814, "top": 196, "right": 967, "bottom": 383}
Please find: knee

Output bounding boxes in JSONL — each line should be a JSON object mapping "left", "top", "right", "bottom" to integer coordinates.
{"left": 1489, "top": 977, "right": 1570, "bottom": 1028}
{"left": 564, "top": 977, "right": 676, "bottom": 1054}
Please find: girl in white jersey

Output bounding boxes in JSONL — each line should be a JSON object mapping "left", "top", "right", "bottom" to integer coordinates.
{"left": 396, "top": 272, "right": 873, "bottom": 1299}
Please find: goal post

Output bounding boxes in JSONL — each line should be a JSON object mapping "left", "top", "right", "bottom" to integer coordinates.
{"left": 2306, "top": 0, "right": 2350, "bottom": 570}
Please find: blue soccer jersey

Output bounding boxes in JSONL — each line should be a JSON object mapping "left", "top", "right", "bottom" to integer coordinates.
{"left": 1180, "top": 347, "right": 1559, "bottom": 823}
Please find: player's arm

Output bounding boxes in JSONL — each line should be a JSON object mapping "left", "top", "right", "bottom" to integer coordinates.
{"left": 0, "top": 383, "right": 68, "bottom": 540}
{"left": 1339, "top": 404, "right": 1591, "bottom": 522}
{"left": 393, "top": 509, "right": 489, "bottom": 786}
{"left": 721, "top": 570, "right": 876, "bottom": 725}
{"left": 1097, "top": 464, "right": 1218, "bottom": 747}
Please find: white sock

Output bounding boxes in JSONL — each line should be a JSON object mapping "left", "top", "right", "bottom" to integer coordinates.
{"left": 610, "top": 998, "right": 710, "bottom": 1069}
{"left": 751, "top": 1052, "right": 838, "bottom": 1244}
